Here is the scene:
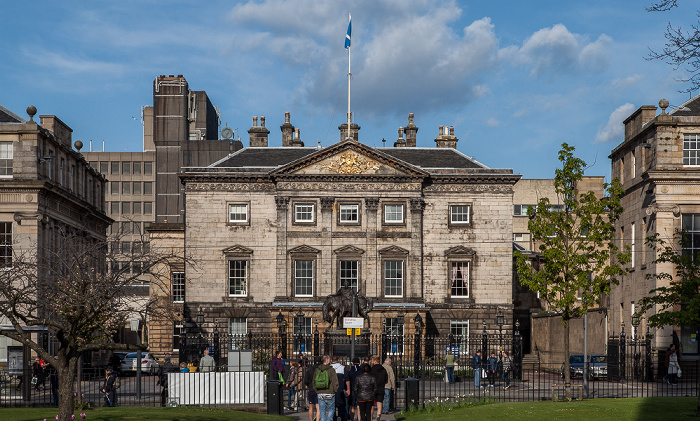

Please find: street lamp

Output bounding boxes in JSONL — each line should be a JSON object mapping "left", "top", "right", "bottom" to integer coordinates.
{"left": 196, "top": 307, "right": 205, "bottom": 325}
{"left": 497, "top": 310, "right": 504, "bottom": 358}
{"left": 414, "top": 313, "right": 423, "bottom": 378}
{"left": 631, "top": 314, "right": 640, "bottom": 340}
{"left": 276, "top": 311, "right": 287, "bottom": 358}
{"left": 296, "top": 309, "right": 305, "bottom": 354}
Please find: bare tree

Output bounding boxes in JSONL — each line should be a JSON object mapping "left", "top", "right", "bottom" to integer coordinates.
{"left": 647, "top": 1, "right": 700, "bottom": 93}
{"left": 0, "top": 227, "right": 184, "bottom": 421}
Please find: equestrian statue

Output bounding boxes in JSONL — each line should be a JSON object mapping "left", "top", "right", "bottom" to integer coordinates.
{"left": 322, "top": 282, "right": 373, "bottom": 329}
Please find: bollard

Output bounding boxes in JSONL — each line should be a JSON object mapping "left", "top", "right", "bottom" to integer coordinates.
{"left": 404, "top": 378, "right": 419, "bottom": 411}
{"left": 267, "top": 380, "right": 283, "bottom": 415}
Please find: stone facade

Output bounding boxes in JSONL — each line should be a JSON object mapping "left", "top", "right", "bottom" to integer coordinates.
{"left": 0, "top": 105, "right": 111, "bottom": 362}
{"left": 148, "top": 119, "right": 520, "bottom": 359}
{"left": 609, "top": 97, "right": 700, "bottom": 355}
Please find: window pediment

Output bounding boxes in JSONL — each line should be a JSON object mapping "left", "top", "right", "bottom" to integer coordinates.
{"left": 445, "top": 245, "right": 476, "bottom": 258}
{"left": 288, "top": 244, "right": 321, "bottom": 254}
{"left": 379, "top": 245, "right": 409, "bottom": 256}
{"left": 333, "top": 245, "right": 365, "bottom": 255}
{"left": 223, "top": 245, "right": 253, "bottom": 256}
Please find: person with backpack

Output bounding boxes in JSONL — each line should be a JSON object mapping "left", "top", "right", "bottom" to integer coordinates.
{"left": 101, "top": 367, "right": 119, "bottom": 407}
{"left": 313, "top": 355, "right": 338, "bottom": 421}
{"left": 304, "top": 357, "right": 320, "bottom": 421}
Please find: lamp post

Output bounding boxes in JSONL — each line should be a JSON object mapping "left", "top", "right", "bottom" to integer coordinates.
{"left": 481, "top": 321, "right": 487, "bottom": 359}
{"left": 196, "top": 307, "right": 205, "bottom": 362}
{"left": 497, "top": 310, "right": 504, "bottom": 359}
{"left": 414, "top": 313, "right": 423, "bottom": 378}
{"left": 295, "top": 309, "right": 305, "bottom": 355}
{"left": 397, "top": 311, "right": 405, "bottom": 368}
{"left": 130, "top": 318, "right": 142, "bottom": 400}
{"left": 513, "top": 320, "right": 522, "bottom": 381}
{"left": 276, "top": 311, "right": 287, "bottom": 359}
{"left": 632, "top": 315, "right": 640, "bottom": 379}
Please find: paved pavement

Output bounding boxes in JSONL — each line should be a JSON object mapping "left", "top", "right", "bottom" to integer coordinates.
{"left": 286, "top": 407, "right": 398, "bottom": 421}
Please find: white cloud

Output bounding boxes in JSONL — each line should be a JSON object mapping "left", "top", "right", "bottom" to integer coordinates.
{"left": 504, "top": 24, "right": 612, "bottom": 76}
{"left": 610, "top": 74, "right": 644, "bottom": 91}
{"left": 486, "top": 118, "right": 500, "bottom": 127}
{"left": 595, "top": 103, "right": 635, "bottom": 143}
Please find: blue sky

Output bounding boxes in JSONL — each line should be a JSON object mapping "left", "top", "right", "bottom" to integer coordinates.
{"left": 1, "top": 0, "right": 697, "bottom": 180}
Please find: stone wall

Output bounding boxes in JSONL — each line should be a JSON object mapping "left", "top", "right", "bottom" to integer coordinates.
{"left": 531, "top": 309, "right": 607, "bottom": 366}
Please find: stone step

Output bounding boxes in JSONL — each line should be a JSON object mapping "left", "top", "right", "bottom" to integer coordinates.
{"left": 521, "top": 354, "right": 539, "bottom": 365}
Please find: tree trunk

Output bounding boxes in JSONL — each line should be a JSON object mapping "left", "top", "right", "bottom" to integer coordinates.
{"left": 564, "top": 318, "right": 571, "bottom": 401}
{"left": 57, "top": 357, "right": 78, "bottom": 421}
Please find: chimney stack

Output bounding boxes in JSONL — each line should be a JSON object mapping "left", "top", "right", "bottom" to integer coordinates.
{"left": 338, "top": 112, "right": 361, "bottom": 142}
{"left": 280, "top": 111, "right": 295, "bottom": 146}
{"left": 291, "top": 128, "right": 304, "bottom": 147}
{"left": 404, "top": 113, "right": 418, "bottom": 147}
{"left": 394, "top": 127, "right": 406, "bottom": 147}
{"left": 248, "top": 115, "right": 270, "bottom": 147}
{"left": 434, "top": 124, "right": 458, "bottom": 148}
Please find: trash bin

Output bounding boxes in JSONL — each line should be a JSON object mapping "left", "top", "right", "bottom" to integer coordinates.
{"left": 404, "top": 378, "right": 419, "bottom": 411}
{"left": 267, "top": 380, "right": 283, "bottom": 415}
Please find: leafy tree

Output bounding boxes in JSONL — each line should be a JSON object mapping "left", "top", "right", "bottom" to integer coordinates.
{"left": 514, "top": 143, "right": 630, "bottom": 399}
{"left": 0, "top": 227, "right": 183, "bottom": 421}
{"left": 646, "top": 1, "right": 700, "bottom": 93}
{"left": 636, "top": 230, "right": 700, "bottom": 416}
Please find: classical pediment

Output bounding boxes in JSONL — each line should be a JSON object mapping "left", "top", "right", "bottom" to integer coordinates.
{"left": 378, "top": 245, "right": 409, "bottom": 255}
{"left": 269, "top": 140, "right": 427, "bottom": 178}
{"left": 223, "top": 245, "right": 254, "bottom": 255}
{"left": 288, "top": 244, "right": 321, "bottom": 254}
{"left": 333, "top": 245, "right": 366, "bottom": 255}
{"left": 445, "top": 245, "right": 476, "bottom": 257}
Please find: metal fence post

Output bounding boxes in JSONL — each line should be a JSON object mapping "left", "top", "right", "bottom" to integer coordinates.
{"left": 620, "top": 325, "right": 626, "bottom": 380}
{"left": 313, "top": 328, "right": 320, "bottom": 357}
{"left": 513, "top": 321, "right": 523, "bottom": 381}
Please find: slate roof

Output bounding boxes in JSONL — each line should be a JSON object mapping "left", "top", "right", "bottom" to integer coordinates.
{"left": 0, "top": 105, "right": 26, "bottom": 124}
{"left": 669, "top": 94, "right": 700, "bottom": 116}
{"left": 210, "top": 146, "right": 488, "bottom": 172}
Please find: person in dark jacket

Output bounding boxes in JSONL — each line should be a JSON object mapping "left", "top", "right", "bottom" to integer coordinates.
{"left": 304, "top": 358, "right": 320, "bottom": 421}
{"left": 353, "top": 364, "right": 377, "bottom": 421}
{"left": 331, "top": 355, "right": 350, "bottom": 421}
{"left": 347, "top": 357, "right": 362, "bottom": 421}
{"left": 158, "top": 354, "right": 178, "bottom": 406}
{"left": 369, "top": 355, "right": 387, "bottom": 421}
{"left": 473, "top": 351, "right": 482, "bottom": 388}
{"left": 101, "top": 368, "right": 118, "bottom": 407}
{"left": 32, "top": 357, "right": 45, "bottom": 391}
{"left": 486, "top": 353, "right": 498, "bottom": 387}
{"left": 272, "top": 350, "right": 285, "bottom": 382}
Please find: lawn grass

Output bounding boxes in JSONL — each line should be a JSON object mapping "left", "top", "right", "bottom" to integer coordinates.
{"left": 396, "top": 397, "right": 698, "bottom": 421}
{"left": 0, "top": 406, "right": 291, "bottom": 421}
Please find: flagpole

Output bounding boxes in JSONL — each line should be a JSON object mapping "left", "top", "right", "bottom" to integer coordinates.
{"left": 347, "top": 13, "right": 352, "bottom": 141}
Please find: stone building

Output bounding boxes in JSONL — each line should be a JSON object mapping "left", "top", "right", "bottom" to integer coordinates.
{"left": 609, "top": 97, "right": 700, "bottom": 355}
{"left": 148, "top": 115, "right": 520, "bottom": 358}
{"left": 0, "top": 105, "right": 111, "bottom": 362}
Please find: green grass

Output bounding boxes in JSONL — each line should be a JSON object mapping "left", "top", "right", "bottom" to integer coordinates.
{"left": 397, "top": 397, "right": 698, "bottom": 421}
{"left": 0, "top": 406, "right": 292, "bottom": 421}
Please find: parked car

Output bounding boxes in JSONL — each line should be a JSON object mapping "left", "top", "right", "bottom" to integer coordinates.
{"left": 561, "top": 354, "right": 585, "bottom": 379}
{"left": 560, "top": 354, "right": 608, "bottom": 380}
{"left": 120, "top": 352, "right": 159, "bottom": 375}
{"left": 588, "top": 355, "right": 608, "bottom": 380}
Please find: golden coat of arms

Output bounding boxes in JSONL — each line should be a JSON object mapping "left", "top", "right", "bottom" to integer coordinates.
{"left": 326, "top": 151, "right": 379, "bottom": 174}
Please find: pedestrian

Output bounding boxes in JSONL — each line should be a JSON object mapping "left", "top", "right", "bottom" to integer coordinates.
{"left": 179, "top": 361, "right": 190, "bottom": 373}
{"left": 47, "top": 363, "right": 59, "bottom": 407}
{"left": 353, "top": 364, "right": 377, "bottom": 421}
{"left": 347, "top": 357, "right": 362, "bottom": 421}
{"left": 369, "top": 355, "right": 387, "bottom": 421}
{"left": 304, "top": 357, "right": 321, "bottom": 421}
{"left": 382, "top": 358, "right": 395, "bottom": 414}
{"left": 313, "top": 355, "right": 339, "bottom": 421}
{"left": 101, "top": 367, "right": 118, "bottom": 407}
{"left": 487, "top": 353, "right": 498, "bottom": 388}
{"left": 473, "top": 350, "right": 482, "bottom": 388}
{"left": 32, "top": 357, "right": 45, "bottom": 391}
{"left": 285, "top": 360, "right": 302, "bottom": 411}
{"left": 272, "top": 350, "right": 285, "bottom": 382}
{"left": 158, "top": 354, "right": 178, "bottom": 406}
{"left": 667, "top": 344, "right": 680, "bottom": 385}
{"left": 502, "top": 351, "right": 512, "bottom": 390}
{"left": 445, "top": 348, "right": 456, "bottom": 384}
{"left": 199, "top": 348, "right": 215, "bottom": 372}
{"left": 331, "top": 355, "right": 350, "bottom": 421}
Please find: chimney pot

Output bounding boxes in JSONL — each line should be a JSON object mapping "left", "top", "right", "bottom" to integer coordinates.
{"left": 261, "top": 116, "right": 266, "bottom": 127}
{"left": 285, "top": 112, "right": 291, "bottom": 123}
{"left": 449, "top": 126, "right": 454, "bottom": 136}
{"left": 253, "top": 116, "right": 258, "bottom": 127}
{"left": 438, "top": 125, "right": 444, "bottom": 135}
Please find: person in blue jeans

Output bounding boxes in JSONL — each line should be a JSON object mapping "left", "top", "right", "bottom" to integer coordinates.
{"left": 473, "top": 350, "right": 482, "bottom": 388}
{"left": 445, "top": 349, "right": 456, "bottom": 384}
{"left": 486, "top": 353, "right": 498, "bottom": 387}
{"left": 313, "top": 355, "right": 338, "bottom": 421}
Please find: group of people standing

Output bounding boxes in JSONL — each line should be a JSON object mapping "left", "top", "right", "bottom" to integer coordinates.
{"left": 469, "top": 350, "right": 512, "bottom": 390}
{"left": 271, "top": 351, "right": 395, "bottom": 421}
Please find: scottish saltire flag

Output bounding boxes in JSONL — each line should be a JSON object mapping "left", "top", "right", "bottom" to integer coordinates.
{"left": 345, "top": 14, "right": 352, "bottom": 49}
